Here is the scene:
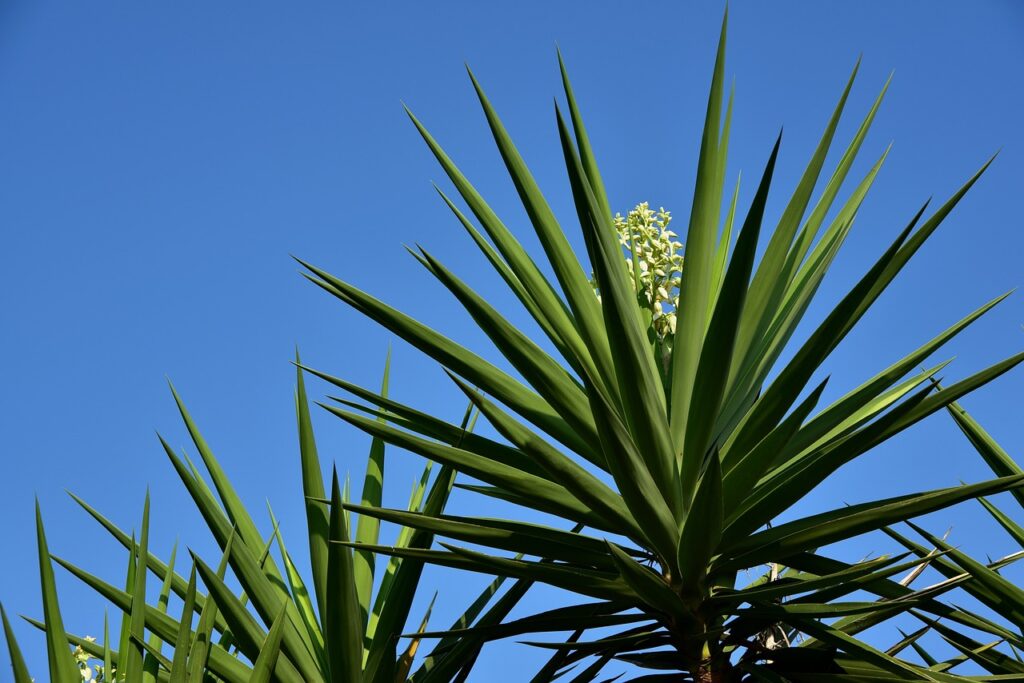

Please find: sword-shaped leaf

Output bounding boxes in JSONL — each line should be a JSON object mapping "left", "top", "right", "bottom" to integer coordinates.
{"left": 677, "top": 452, "right": 723, "bottom": 593}
{"left": 683, "top": 135, "right": 780, "bottom": 496}
{"left": 669, "top": 12, "right": 730, "bottom": 450}
{"left": 556, "top": 103, "right": 677, "bottom": 514}
{"left": 414, "top": 248, "right": 601, "bottom": 454}
{"left": 323, "top": 404, "right": 612, "bottom": 530}
{"left": 720, "top": 475, "right": 1024, "bottom": 570}
{"left": 125, "top": 492, "right": 150, "bottom": 683}
{"left": 325, "top": 468, "right": 362, "bottom": 683}
{"left": 167, "top": 565, "right": 197, "bottom": 683}
{"left": 363, "top": 468, "right": 456, "bottom": 682}
{"left": 35, "top": 502, "right": 79, "bottom": 683}
{"left": 296, "top": 351, "right": 331, "bottom": 623}
{"left": 1, "top": 603, "right": 33, "bottom": 683}
{"left": 354, "top": 350, "right": 390, "bottom": 634}
{"left": 250, "top": 603, "right": 290, "bottom": 683}
{"left": 469, "top": 68, "right": 617, "bottom": 399}
{"left": 299, "top": 259, "right": 588, "bottom": 456}
{"left": 445, "top": 371, "right": 640, "bottom": 541}
{"left": 946, "top": 398, "right": 1024, "bottom": 509}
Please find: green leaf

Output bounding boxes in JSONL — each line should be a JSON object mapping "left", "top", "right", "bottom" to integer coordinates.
{"left": 134, "top": 636, "right": 172, "bottom": 676}
{"left": 709, "top": 553, "right": 910, "bottom": 607}
{"left": 921, "top": 615, "right": 1024, "bottom": 675}
{"left": 556, "top": 103, "right": 677, "bottom": 516}
{"left": 555, "top": 108, "right": 680, "bottom": 561}
{"left": 303, "top": 363, "right": 549, "bottom": 478}
{"left": 682, "top": 134, "right": 781, "bottom": 497}
{"left": 325, "top": 468, "right": 362, "bottom": 683}
{"left": 669, "top": 11, "right": 730, "bottom": 450}
{"left": 414, "top": 247, "right": 602, "bottom": 461}
{"left": 250, "top": 603, "right": 290, "bottom": 683}
{"left": 366, "top": 460, "right": 434, "bottom": 650}
{"left": 322, "top": 404, "right": 611, "bottom": 531}
{"left": 343, "top": 502, "right": 619, "bottom": 569}
{"left": 720, "top": 474, "right": 1024, "bottom": 570}
{"left": 125, "top": 491, "right": 150, "bottom": 683}
{"left": 721, "top": 211, "right": 918, "bottom": 466}
{"left": 158, "top": 433, "right": 321, "bottom": 671}
{"left": 148, "top": 540, "right": 177, "bottom": 656}
{"left": 731, "top": 62, "right": 880, "bottom": 375}
{"left": 677, "top": 451, "right": 724, "bottom": 593}
{"left": 722, "top": 378, "right": 827, "bottom": 513}
{"left": 354, "top": 349, "right": 390, "bottom": 633}
{"left": 67, "top": 491, "right": 214, "bottom": 620}
{"left": 102, "top": 611, "right": 112, "bottom": 683}
{"left": 402, "top": 106, "right": 597, "bottom": 422}
{"left": 469, "top": 67, "right": 617, "bottom": 400}
{"left": 267, "top": 503, "right": 325, "bottom": 663}
{"left": 411, "top": 525, "right": 529, "bottom": 683}
{"left": 606, "top": 542, "right": 689, "bottom": 623}
{"left": 978, "top": 496, "right": 1024, "bottom": 548}
{"left": 557, "top": 49, "right": 610, "bottom": 219}
{"left": 296, "top": 350, "right": 331, "bottom": 623}
{"left": 344, "top": 542, "right": 632, "bottom": 603}
{"left": 735, "top": 350, "right": 1024, "bottom": 536}
{"left": 186, "top": 542, "right": 233, "bottom": 683}
{"left": 785, "top": 617, "right": 949, "bottom": 682}
{"left": 946, "top": 397, "right": 1024, "bottom": 509}
{"left": 716, "top": 148, "right": 891, "bottom": 437}
{"left": 363, "top": 466, "right": 455, "bottom": 683}
{"left": 907, "top": 521, "right": 1024, "bottom": 624}
{"left": 1, "top": 602, "right": 33, "bottom": 683}
{"left": 22, "top": 619, "right": 136, "bottom": 683}
{"left": 169, "top": 382, "right": 288, "bottom": 595}
{"left": 396, "top": 595, "right": 436, "bottom": 682}
{"left": 434, "top": 187, "right": 578, "bottom": 372}
{"left": 35, "top": 500, "right": 80, "bottom": 683}
{"left": 709, "top": 173, "right": 741, "bottom": 319}
{"left": 167, "top": 565, "right": 197, "bottom": 683}
{"left": 790, "top": 544, "right": 1024, "bottom": 651}
{"left": 445, "top": 371, "right": 641, "bottom": 541}
{"left": 414, "top": 572, "right": 535, "bottom": 683}
{"left": 193, "top": 554, "right": 305, "bottom": 683}
{"left": 409, "top": 602, "right": 638, "bottom": 641}
{"left": 299, "top": 259, "right": 588, "bottom": 456}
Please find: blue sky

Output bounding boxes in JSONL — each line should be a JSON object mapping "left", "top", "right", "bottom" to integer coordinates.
{"left": 2, "top": 1, "right": 1023, "bottom": 679}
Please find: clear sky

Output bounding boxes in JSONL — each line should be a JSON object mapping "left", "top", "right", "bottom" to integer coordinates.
{"left": 2, "top": 1, "right": 1023, "bottom": 679}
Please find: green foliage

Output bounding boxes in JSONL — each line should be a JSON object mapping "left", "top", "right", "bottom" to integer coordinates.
{"left": 6, "top": 357, "right": 520, "bottom": 682}
{"left": 876, "top": 399, "right": 1024, "bottom": 678}
{"left": 296, "top": 12, "right": 1023, "bottom": 683}
{"left": 5, "top": 10, "right": 1024, "bottom": 683}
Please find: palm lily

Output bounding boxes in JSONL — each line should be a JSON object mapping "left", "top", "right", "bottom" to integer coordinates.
{"left": 293, "top": 12, "right": 1024, "bottom": 683}
{"left": 1, "top": 357, "right": 526, "bottom": 682}
{"left": 4, "top": 10, "right": 1024, "bottom": 683}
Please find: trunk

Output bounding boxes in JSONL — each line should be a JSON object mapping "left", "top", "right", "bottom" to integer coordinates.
{"left": 676, "top": 619, "right": 738, "bottom": 682}
{"left": 693, "top": 661, "right": 737, "bottom": 683}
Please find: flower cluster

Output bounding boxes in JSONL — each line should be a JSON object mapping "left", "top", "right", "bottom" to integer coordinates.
{"left": 594, "top": 202, "right": 683, "bottom": 340}
{"left": 74, "top": 640, "right": 109, "bottom": 682}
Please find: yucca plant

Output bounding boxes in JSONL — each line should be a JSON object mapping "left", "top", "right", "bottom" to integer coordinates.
{"left": 0, "top": 356, "right": 531, "bottom": 682}
{"left": 5, "top": 10, "right": 1024, "bottom": 683}
{"left": 289, "top": 12, "right": 1024, "bottom": 683}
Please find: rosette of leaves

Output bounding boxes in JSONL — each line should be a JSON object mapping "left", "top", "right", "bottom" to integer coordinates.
{"left": 1, "top": 356, "right": 524, "bottom": 683}
{"left": 294, "top": 12, "right": 1024, "bottom": 683}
